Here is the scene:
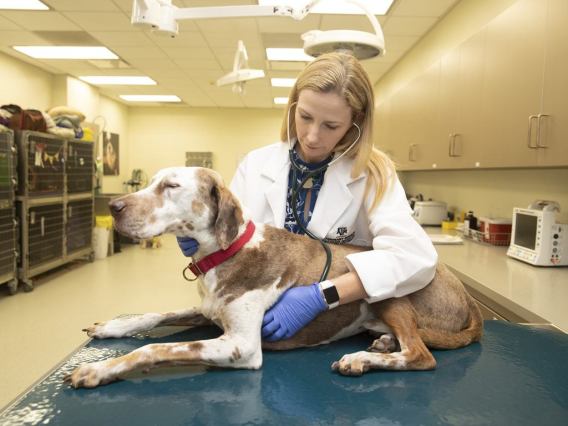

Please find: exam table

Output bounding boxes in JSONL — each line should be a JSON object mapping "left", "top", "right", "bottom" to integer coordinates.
{"left": 1, "top": 321, "right": 566, "bottom": 425}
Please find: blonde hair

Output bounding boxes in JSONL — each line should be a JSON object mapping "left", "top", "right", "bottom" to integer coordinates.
{"left": 280, "top": 52, "right": 394, "bottom": 211}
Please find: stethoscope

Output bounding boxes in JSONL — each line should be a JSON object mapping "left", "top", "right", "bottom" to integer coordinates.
{"left": 286, "top": 102, "right": 361, "bottom": 282}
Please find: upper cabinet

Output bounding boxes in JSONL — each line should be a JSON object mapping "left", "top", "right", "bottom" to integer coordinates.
{"left": 376, "top": 0, "right": 568, "bottom": 170}
{"left": 538, "top": 0, "right": 568, "bottom": 166}
{"left": 479, "top": 0, "right": 547, "bottom": 168}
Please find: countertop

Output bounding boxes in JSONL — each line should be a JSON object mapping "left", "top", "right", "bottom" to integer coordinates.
{"left": 425, "top": 227, "right": 568, "bottom": 332}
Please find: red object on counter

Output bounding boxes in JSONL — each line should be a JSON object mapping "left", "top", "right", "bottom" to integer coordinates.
{"left": 478, "top": 217, "right": 512, "bottom": 246}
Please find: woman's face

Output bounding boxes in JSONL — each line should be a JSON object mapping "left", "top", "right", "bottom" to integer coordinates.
{"left": 294, "top": 89, "right": 353, "bottom": 163}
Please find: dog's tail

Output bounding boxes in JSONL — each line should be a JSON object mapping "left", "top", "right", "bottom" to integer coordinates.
{"left": 418, "top": 293, "right": 484, "bottom": 350}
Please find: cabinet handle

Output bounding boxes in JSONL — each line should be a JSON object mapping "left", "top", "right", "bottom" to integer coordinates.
{"left": 452, "top": 133, "right": 462, "bottom": 157}
{"left": 409, "top": 144, "right": 417, "bottom": 162}
{"left": 448, "top": 134, "right": 454, "bottom": 157}
{"left": 536, "top": 114, "right": 550, "bottom": 148}
{"left": 527, "top": 115, "right": 538, "bottom": 149}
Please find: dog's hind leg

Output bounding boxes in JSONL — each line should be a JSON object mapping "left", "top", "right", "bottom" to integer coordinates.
{"left": 332, "top": 298, "right": 436, "bottom": 376}
{"left": 83, "top": 308, "right": 210, "bottom": 339}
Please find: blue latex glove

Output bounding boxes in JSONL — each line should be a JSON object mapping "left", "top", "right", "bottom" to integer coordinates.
{"left": 262, "top": 283, "right": 327, "bottom": 342}
{"left": 176, "top": 237, "right": 200, "bottom": 257}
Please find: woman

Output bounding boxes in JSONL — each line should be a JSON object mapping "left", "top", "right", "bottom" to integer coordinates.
{"left": 179, "top": 52, "right": 437, "bottom": 342}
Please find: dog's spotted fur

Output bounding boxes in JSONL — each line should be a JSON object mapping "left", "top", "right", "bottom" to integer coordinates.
{"left": 66, "top": 167, "right": 483, "bottom": 388}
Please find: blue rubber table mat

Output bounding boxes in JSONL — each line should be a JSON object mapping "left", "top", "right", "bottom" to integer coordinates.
{"left": 1, "top": 320, "right": 567, "bottom": 425}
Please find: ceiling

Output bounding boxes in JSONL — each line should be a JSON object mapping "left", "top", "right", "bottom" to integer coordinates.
{"left": 0, "top": 0, "right": 460, "bottom": 108}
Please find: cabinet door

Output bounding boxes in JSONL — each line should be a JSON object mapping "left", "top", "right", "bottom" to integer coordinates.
{"left": 387, "top": 84, "right": 415, "bottom": 170}
{"left": 538, "top": 0, "right": 568, "bottom": 166}
{"left": 375, "top": 98, "right": 393, "bottom": 158}
{"left": 479, "top": 0, "right": 547, "bottom": 167}
{"left": 453, "top": 30, "right": 487, "bottom": 169}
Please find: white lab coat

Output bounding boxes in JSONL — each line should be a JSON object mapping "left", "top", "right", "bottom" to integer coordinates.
{"left": 230, "top": 142, "right": 438, "bottom": 303}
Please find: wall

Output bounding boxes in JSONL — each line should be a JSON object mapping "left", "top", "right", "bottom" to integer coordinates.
{"left": 375, "top": 0, "right": 568, "bottom": 222}
{"left": 399, "top": 168, "right": 568, "bottom": 223}
{"left": 97, "top": 96, "right": 130, "bottom": 194}
{"left": 127, "top": 107, "right": 284, "bottom": 184}
{"left": 0, "top": 51, "right": 53, "bottom": 109}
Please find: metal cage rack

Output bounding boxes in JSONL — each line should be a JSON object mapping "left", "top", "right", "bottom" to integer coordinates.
{"left": 67, "top": 140, "right": 94, "bottom": 193}
{"left": 15, "top": 132, "right": 95, "bottom": 292}
{"left": 0, "top": 130, "right": 18, "bottom": 294}
{"left": 16, "top": 131, "right": 65, "bottom": 197}
{"left": 67, "top": 198, "right": 94, "bottom": 254}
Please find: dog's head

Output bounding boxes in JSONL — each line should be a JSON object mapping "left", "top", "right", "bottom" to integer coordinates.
{"left": 109, "top": 167, "right": 244, "bottom": 251}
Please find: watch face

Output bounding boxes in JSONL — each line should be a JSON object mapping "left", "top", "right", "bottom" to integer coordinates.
{"left": 323, "top": 285, "right": 340, "bottom": 305}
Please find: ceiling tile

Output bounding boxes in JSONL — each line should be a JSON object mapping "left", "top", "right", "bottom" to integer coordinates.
{"left": 257, "top": 15, "right": 321, "bottom": 34}
{"left": 383, "top": 16, "right": 438, "bottom": 36}
{"left": 150, "top": 31, "right": 208, "bottom": 48}
{"left": 320, "top": 14, "right": 387, "bottom": 31}
{"left": 161, "top": 46, "right": 215, "bottom": 60}
{"left": 90, "top": 31, "right": 153, "bottom": 47}
{"left": 0, "top": 30, "right": 48, "bottom": 45}
{"left": 174, "top": 58, "right": 222, "bottom": 71}
{"left": 110, "top": 0, "right": 134, "bottom": 13}
{"left": 269, "top": 61, "right": 307, "bottom": 71}
{"left": 112, "top": 46, "right": 169, "bottom": 60}
{"left": 0, "top": 15, "right": 23, "bottom": 30}
{"left": 43, "top": 0, "right": 120, "bottom": 12}
{"left": 392, "top": 0, "right": 459, "bottom": 17}
{"left": 1, "top": 11, "right": 80, "bottom": 31}
{"left": 63, "top": 12, "right": 133, "bottom": 31}
{"left": 195, "top": 17, "right": 257, "bottom": 34}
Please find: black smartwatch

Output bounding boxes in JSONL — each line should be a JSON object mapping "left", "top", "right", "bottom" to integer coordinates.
{"left": 319, "top": 280, "right": 340, "bottom": 310}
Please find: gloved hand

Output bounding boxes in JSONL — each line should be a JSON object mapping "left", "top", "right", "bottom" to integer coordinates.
{"left": 262, "top": 283, "right": 327, "bottom": 342}
{"left": 176, "top": 237, "right": 200, "bottom": 257}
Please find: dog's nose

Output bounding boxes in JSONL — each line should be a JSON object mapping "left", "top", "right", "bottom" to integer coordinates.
{"left": 109, "top": 200, "right": 126, "bottom": 217}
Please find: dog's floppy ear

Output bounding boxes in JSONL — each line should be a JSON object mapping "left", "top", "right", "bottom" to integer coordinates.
{"left": 213, "top": 185, "right": 244, "bottom": 250}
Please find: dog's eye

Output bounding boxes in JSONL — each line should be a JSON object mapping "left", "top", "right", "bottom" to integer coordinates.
{"left": 165, "top": 183, "right": 180, "bottom": 189}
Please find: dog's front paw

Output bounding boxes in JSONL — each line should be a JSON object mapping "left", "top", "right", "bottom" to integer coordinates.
{"left": 331, "top": 352, "right": 371, "bottom": 376}
{"left": 64, "top": 361, "right": 118, "bottom": 388}
{"left": 83, "top": 314, "right": 160, "bottom": 339}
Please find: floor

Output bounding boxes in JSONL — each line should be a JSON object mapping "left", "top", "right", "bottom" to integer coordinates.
{"left": 0, "top": 235, "right": 201, "bottom": 409}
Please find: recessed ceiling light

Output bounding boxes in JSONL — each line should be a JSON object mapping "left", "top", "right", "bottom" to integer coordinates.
{"left": 258, "top": 0, "right": 393, "bottom": 15}
{"left": 13, "top": 46, "right": 118, "bottom": 60}
{"left": 266, "top": 48, "right": 313, "bottom": 62}
{"left": 79, "top": 76, "right": 156, "bottom": 86}
{"left": 271, "top": 78, "right": 296, "bottom": 88}
{"left": 274, "top": 97, "right": 289, "bottom": 105}
{"left": 119, "top": 95, "right": 181, "bottom": 103}
{"left": 0, "top": 0, "right": 48, "bottom": 10}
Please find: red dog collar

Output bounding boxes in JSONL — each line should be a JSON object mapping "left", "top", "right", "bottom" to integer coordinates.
{"left": 183, "top": 221, "right": 255, "bottom": 281}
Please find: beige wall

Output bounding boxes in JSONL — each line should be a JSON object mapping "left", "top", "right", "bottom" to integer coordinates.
{"left": 127, "top": 107, "right": 284, "bottom": 184}
{"left": 0, "top": 51, "right": 53, "bottom": 109}
{"left": 375, "top": 0, "right": 568, "bottom": 223}
{"left": 399, "top": 168, "right": 568, "bottom": 223}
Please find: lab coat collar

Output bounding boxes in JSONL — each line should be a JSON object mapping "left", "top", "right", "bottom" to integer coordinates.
{"left": 260, "top": 143, "right": 290, "bottom": 227}
{"left": 260, "top": 142, "right": 366, "bottom": 235}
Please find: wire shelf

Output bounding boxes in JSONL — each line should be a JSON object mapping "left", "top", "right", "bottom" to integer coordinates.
{"left": 464, "top": 229, "right": 511, "bottom": 246}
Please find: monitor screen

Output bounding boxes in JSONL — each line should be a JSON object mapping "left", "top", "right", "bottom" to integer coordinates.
{"left": 514, "top": 213, "right": 538, "bottom": 250}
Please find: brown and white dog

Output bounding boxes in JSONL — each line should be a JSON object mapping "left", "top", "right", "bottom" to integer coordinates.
{"left": 66, "top": 167, "right": 483, "bottom": 388}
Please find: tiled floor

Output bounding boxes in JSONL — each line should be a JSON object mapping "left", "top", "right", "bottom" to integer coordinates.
{"left": 0, "top": 235, "right": 201, "bottom": 409}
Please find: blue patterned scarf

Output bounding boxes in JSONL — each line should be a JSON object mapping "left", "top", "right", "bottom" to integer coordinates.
{"left": 284, "top": 148, "right": 333, "bottom": 234}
